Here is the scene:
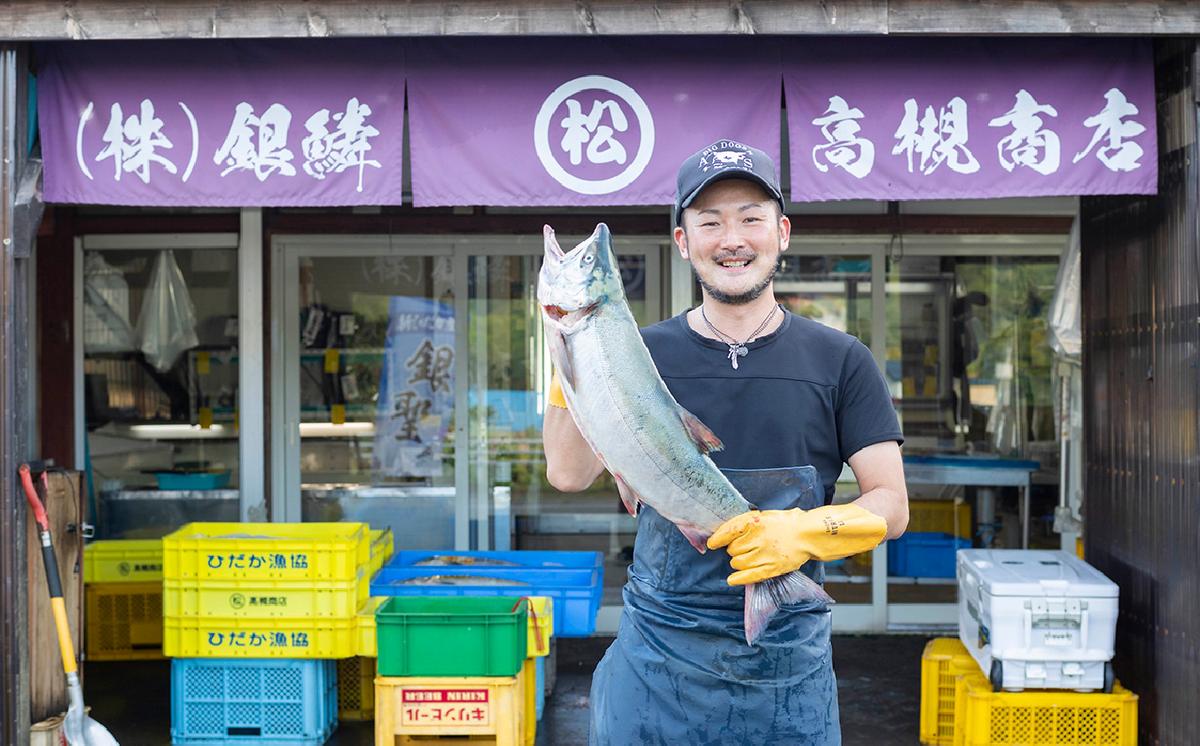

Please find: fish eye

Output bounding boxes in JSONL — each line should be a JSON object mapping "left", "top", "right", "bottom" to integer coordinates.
{"left": 584, "top": 253, "right": 595, "bottom": 264}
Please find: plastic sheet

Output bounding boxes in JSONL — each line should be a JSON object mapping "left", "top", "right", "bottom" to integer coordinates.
{"left": 1047, "top": 218, "right": 1082, "bottom": 359}
{"left": 83, "top": 252, "right": 136, "bottom": 352}
{"left": 136, "top": 250, "right": 198, "bottom": 371}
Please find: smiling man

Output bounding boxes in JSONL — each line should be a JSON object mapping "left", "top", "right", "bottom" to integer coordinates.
{"left": 543, "top": 139, "right": 908, "bottom": 745}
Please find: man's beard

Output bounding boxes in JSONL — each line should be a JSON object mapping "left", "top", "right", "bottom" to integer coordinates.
{"left": 694, "top": 254, "right": 783, "bottom": 306}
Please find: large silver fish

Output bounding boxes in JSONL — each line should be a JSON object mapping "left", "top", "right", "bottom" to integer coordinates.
{"left": 538, "top": 223, "right": 832, "bottom": 645}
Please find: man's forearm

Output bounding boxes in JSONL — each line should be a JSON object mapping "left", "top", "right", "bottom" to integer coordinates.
{"left": 852, "top": 487, "right": 909, "bottom": 541}
{"left": 542, "top": 406, "right": 606, "bottom": 492}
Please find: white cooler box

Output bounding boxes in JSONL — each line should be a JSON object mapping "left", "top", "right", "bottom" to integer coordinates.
{"left": 957, "top": 549, "right": 1118, "bottom": 692}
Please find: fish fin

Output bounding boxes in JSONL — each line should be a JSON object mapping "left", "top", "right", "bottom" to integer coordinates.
{"left": 546, "top": 328, "right": 576, "bottom": 389}
{"left": 743, "top": 570, "right": 834, "bottom": 645}
{"left": 612, "top": 473, "right": 641, "bottom": 517}
{"left": 677, "top": 407, "right": 724, "bottom": 454}
{"left": 676, "top": 521, "right": 711, "bottom": 554}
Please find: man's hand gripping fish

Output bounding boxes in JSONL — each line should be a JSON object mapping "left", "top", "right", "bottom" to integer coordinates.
{"left": 538, "top": 223, "right": 833, "bottom": 645}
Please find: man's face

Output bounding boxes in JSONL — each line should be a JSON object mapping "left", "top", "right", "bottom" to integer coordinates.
{"left": 673, "top": 179, "right": 791, "bottom": 306}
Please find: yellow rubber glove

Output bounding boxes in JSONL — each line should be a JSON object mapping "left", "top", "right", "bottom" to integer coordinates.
{"left": 547, "top": 370, "right": 568, "bottom": 409}
{"left": 707, "top": 504, "right": 888, "bottom": 586}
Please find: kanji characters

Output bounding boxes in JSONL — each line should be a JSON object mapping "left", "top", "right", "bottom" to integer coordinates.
{"left": 989, "top": 89, "right": 1061, "bottom": 175}
{"left": 214, "top": 102, "right": 297, "bottom": 180}
{"left": 301, "top": 97, "right": 381, "bottom": 192}
{"left": 1073, "top": 87, "right": 1146, "bottom": 172}
{"left": 560, "top": 99, "right": 629, "bottom": 166}
{"left": 97, "top": 99, "right": 178, "bottom": 184}
{"left": 812, "top": 96, "right": 875, "bottom": 179}
{"left": 892, "top": 96, "right": 980, "bottom": 175}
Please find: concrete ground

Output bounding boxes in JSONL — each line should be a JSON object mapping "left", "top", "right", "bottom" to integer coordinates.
{"left": 84, "top": 634, "right": 931, "bottom": 745}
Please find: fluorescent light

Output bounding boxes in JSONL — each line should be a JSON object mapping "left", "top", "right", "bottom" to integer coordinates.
{"left": 299, "top": 422, "right": 376, "bottom": 438}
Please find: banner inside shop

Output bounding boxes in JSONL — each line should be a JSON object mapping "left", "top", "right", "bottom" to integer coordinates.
{"left": 36, "top": 37, "right": 1156, "bottom": 207}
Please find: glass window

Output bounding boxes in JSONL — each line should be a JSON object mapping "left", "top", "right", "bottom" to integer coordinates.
{"left": 84, "top": 246, "right": 240, "bottom": 538}
{"left": 886, "top": 252, "right": 1059, "bottom": 604}
{"left": 887, "top": 255, "right": 1059, "bottom": 455}
{"left": 294, "top": 253, "right": 458, "bottom": 549}
{"left": 467, "top": 250, "right": 656, "bottom": 606}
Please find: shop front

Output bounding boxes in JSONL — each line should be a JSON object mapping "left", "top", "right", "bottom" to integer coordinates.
{"left": 38, "top": 34, "right": 1154, "bottom": 641}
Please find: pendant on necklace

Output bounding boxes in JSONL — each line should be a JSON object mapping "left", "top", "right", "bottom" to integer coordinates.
{"left": 727, "top": 344, "right": 748, "bottom": 369}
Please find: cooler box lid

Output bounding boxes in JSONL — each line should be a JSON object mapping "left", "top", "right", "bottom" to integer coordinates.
{"left": 958, "top": 549, "right": 1118, "bottom": 598}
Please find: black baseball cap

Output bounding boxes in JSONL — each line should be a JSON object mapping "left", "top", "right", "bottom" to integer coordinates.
{"left": 673, "top": 139, "right": 785, "bottom": 226}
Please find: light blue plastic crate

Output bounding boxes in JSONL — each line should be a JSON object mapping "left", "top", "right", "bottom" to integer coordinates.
{"left": 371, "top": 559, "right": 603, "bottom": 638}
{"left": 170, "top": 658, "right": 337, "bottom": 745}
{"left": 535, "top": 655, "right": 545, "bottom": 721}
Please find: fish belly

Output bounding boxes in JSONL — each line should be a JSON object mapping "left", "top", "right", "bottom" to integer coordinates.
{"left": 562, "top": 314, "right": 739, "bottom": 533}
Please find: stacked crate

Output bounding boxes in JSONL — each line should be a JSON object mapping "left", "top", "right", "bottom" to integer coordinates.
{"left": 82, "top": 539, "right": 165, "bottom": 660}
{"left": 336, "top": 530, "right": 395, "bottom": 722}
{"left": 347, "top": 594, "right": 554, "bottom": 728}
{"left": 162, "top": 521, "right": 372, "bottom": 745}
{"left": 920, "top": 550, "right": 1138, "bottom": 745}
{"left": 374, "top": 597, "right": 532, "bottom": 746}
{"left": 369, "top": 549, "right": 603, "bottom": 731}
{"left": 920, "top": 638, "right": 1138, "bottom": 746}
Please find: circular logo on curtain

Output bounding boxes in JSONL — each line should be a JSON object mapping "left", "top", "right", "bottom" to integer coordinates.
{"left": 534, "top": 75, "right": 655, "bottom": 195}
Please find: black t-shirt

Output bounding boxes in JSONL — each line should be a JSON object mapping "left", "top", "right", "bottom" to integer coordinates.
{"left": 642, "top": 309, "right": 904, "bottom": 505}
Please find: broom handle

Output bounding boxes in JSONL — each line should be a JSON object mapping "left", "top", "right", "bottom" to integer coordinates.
{"left": 19, "top": 465, "right": 79, "bottom": 674}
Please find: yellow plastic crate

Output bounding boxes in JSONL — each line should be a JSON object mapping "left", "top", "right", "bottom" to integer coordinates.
{"left": 163, "top": 614, "right": 357, "bottom": 659}
{"left": 369, "top": 528, "right": 394, "bottom": 575}
{"left": 909, "top": 499, "right": 972, "bottom": 539}
{"left": 163, "top": 575, "right": 366, "bottom": 620}
{"left": 85, "top": 582, "right": 163, "bottom": 661}
{"left": 521, "top": 658, "right": 537, "bottom": 746}
{"left": 163, "top": 522, "right": 369, "bottom": 583}
{"left": 920, "top": 638, "right": 981, "bottom": 745}
{"left": 526, "top": 596, "right": 553, "bottom": 658}
{"left": 357, "top": 596, "right": 388, "bottom": 657}
{"left": 339, "top": 656, "right": 377, "bottom": 721}
{"left": 953, "top": 669, "right": 1137, "bottom": 746}
{"left": 83, "top": 539, "right": 163, "bottom": 583}
{"left": 375, "top": 668, "right": 529, "bottom": 746}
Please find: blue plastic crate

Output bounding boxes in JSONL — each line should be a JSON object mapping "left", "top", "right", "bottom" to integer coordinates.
{"left": 887, "top": 531, "right": 972, "bottom": 578}
{"left": 370, "top": 562, "right": 603, "bottom": 638}
{"left": 171, "top": 658, "right": 337, "bottom": 745}
{"left": 535, "top": 655, "right": 546, "bottom": 722}
{"left": 388, "top": 550, "right": 603, "bottom": 572}
{"left": 154, "top": 471, "right": 231, "bottom": 490}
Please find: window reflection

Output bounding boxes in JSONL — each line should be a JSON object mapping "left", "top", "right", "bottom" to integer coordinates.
{"left": 85, "top": 247, "right": 240, "bottom": 538}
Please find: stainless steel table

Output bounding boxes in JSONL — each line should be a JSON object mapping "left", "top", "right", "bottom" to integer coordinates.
{"left": 902, "top": 455, "right": 1040, "bottom": 548}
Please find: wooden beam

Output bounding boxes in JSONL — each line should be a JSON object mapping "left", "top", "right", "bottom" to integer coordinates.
{"left": 0, "top": 1, "right": 886, "bottom": 39}
{"left": 887, "top": 0, "right": 1200, "bottom": 35}
{"left": 2, "top": 0, "right": 1195, "bottom": 40}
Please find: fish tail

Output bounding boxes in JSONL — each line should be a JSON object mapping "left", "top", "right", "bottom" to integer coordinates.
{"left": 743, "top": 570, "right": 835, "bottom": 645}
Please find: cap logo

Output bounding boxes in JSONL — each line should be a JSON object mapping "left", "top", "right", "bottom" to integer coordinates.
{"left": 700, "top": 148, "right": 753, "bottom": 173}
{"left": 533, "top": 75, "right": 655, "bottom": 195}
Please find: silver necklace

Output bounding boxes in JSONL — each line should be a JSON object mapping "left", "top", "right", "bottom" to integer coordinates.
{"left": 699, "top": 304, "right": 780, "bottom": 370}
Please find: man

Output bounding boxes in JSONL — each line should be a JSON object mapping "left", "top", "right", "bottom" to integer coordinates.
{"left": 543, "top": 139, "right": 907, "bottom": 744}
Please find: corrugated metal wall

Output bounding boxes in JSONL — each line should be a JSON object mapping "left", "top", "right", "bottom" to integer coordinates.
{"left": 1080, "top": 40, "right": 1199, "bottom": 746}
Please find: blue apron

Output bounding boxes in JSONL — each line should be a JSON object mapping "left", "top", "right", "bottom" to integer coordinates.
{"left": 589, "top": 467, "right": 840, "bottom": 746}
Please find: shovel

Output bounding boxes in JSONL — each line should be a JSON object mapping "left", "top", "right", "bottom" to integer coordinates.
{"left": 19, "top": 464, "right": 119, "bottom": 746}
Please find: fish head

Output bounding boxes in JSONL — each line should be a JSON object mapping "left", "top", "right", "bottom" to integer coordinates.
{"left": 538, "top": 223, "right": 624, "bottom": 333}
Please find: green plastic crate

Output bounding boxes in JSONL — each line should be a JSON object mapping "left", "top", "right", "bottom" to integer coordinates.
{"left": 376, "top": 596, "right": 528, "bottom": 677}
